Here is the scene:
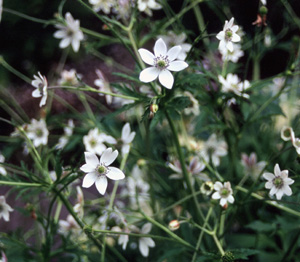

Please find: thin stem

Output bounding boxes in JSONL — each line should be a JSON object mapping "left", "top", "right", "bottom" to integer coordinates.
{"left": 49, "top": 85, "right": 139, "bottom": 101}
{"left": 0, "top": 181, "right": 42, "bottom": 187}
{"left": 191, "top": 207, "right": 213, "bottom": 262}
{"left": 0, "top": 56, "right": 31, "bottom": 83}
{"left": 212, "top": 232, "right": 225, "bottom": 256}
{"left": 192, "top": 1, "right": 209, "bottom": 47}
{"left": 236, "top": 186, "right": 300, "bottom": 217}
{"left": 142, "top": 211, "right": 196, "bottom": 251}
{"left": 218, "top": 210, "right": 226, "bottom": 245}
{"left": 165, "top": 110, "right": 204, "bottom": 223}
{"left": 3, "top": 8, "right": 50, "bottom": 24}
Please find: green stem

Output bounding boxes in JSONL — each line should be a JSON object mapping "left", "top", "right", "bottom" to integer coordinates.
{"left": 236, "top": 186, "right": 300, "bottom": 217}
{"left": 0, "top": 181, "right": 42, "bottom": 187}
{"left": 50, "top": 85, "right": 139, "bottom": 101}
{"left": 3, "top": 8, "right": 50, "bottom": 24}
{"left": 252, "top": 56, "right": 260, "bottom": 81}
{"left": 0, "top": 56, "right": 31, "bottom": 83}
{"left": 165, "top": 110, "right": 204, "bottom": 223}
{"left": 218, "top": 210, "right": 226, "bottom": 245}
{"left": 142, "top": 211, "right": 196, "bottom": 251}
{"left": 192, "top": 1, "right": 209, "bottom": 47}
{"left": 212, "top": 232, "right": 225, "bottom": 256}
{"left": 191, "top": 207, "right": 213, "bottom": 262}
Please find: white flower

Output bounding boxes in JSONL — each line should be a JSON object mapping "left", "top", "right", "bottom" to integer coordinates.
{"left": 219, "top": 43, "right": 244, "bottom": 63}
{"left": 58, "top": 69, "right": 81, "bottom": 86}
{"left": 264, "top": 34, "right": 271, "bottom": 47}
{"left": 138, "top": 0, "right": 162, "bottom": 16}
{"left": 216, "top": 17, "right": 241, "bottom": 52}
{"left": 138, "top": 223, "right": 155, "bottom": 257}
{"left": 158, "top": 31, "right": 192, "bottom": 61}
{"left": 80, "top": 148, "right": 125, "bottom": 195}
{"left": 56, "top": 119, "right": 74, "bottom": 149}
{"left": 0, "top": 154, "right": 7, "bottom": 176}
{"left": 241, "top": 153, "right": 267, "bottom": 180}
{"left": 83, "top": 128, "right": 117, "bottom": 156}
{"left": 59, "top": 214, "right": 81, "bottom": 235}
{"left": 168, "top": 157, "right": 208, "bottom": 185}
{"left": 281, "top": 126, "right": 295, "bottom": 142}
{"left": 138, "top": 38, "right": 188, "bottom": 89}
{"left": 263, "top": 164, "right": 294, "bottom": 200}
{"left": 292, "top": 138, "right": 300, "bottom": 155}
{"left": 269, "top": 77, "right": 285, "bottom": 95}
{"left": 212, "top": 181, "right": 234, "bottom": 207}
{"left": 121, "top": 123, "right": 136, "bottom": 155}
{"left": 260, "top": 0, "right": 267, "bottom": 5}
{"left": 31, "top": 72, "right": 48, "bottom": 107}
{"left": 54, "top": 12, "right": 84, "bottom": 52}
{"left": 218, "top": 73, "right": 250, "bottom": 98}
{"left": 89, "top": 0, "right": 115, "bottom": 13}
{"left": 199, "top": 134, "right": 227, "bottom": 167}
{"left": 183, "top": 91, "right": 200, "bottom": 116}
{"left": 74, "top": 186, "right": 84, "bottom": 218}
{"left": 0, "top": 196, "right": 13, "bottom": 221}
{"left": 94, "top": 69, "right": 112, "bottom": 104}
{"left": 26, "top": 119, "right": 49, "bottom": 147}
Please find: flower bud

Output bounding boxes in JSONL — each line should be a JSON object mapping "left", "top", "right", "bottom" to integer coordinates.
{"left": 259, "top": 6, "right": 268, "bottom": 15}
{"left": 137, "top": 159, "right": 147, "bottom": 167}
{"left": 150, "top": 104, "right": 159, "bottom": 113}
{"left": 168, "top": 220, "right": 180, "bottom": 231}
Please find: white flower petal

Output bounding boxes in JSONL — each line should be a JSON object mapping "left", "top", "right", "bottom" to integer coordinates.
{"left": 214, "top": 182, "right": 223, "bottom": 191}
{"left": 226, "top": 41, "right": 234, "bottom": 52}
{"left": 158, "top": 70, "right": 174, "bottom": 89}
{"left": 32, "top": 89, "right": 42, "bottom": 98}
{"left": 59, "top": 37, "right": 71, "bottom": 49}
{"left": 139, "top": 67, "right": 160, "bottom": 83}
{"left": 100, "top": 148, "right": 118, "bottom": 166}
{"left": 276, "top": 190, "right": 284, "bottom": 200}
{"left": 138, "top": 49, "right": 155, "bottom": 65}
{"left": 167, "top": 46, "right": 182, "bottom": 61}
{"left": 232, "top": 34, "right": 241, "bottom": 42}
{"left": 227, "top": 195, "right": 234, "bottom": 203}
{"left": 139, "top": 239, "right": 149, "bottom": 257}
{"left": 95, "top": 176, "right": 108, "bottom": 195}
{"left": 154, "top": 38, "right": 167, "bottom": 56}
{"left": 141, "top": 223, "right": 152, "bottom": 234}
{"left": 72, "top": 39, "right": 80, "bottom": 52}
{"left": 167, "top": 61, "right": 188, "bottom": 72}
{"left": 220, "top": 198, "right": 227, "bottom": 206}
{"left": 274, "top": 164, "right": 281, "bottom": 176}
{"left": 106, "top": 167, "right": 125, "bottom": 180}
{"left": 82, "top": 172, "right": 97, "bottom": 188}
{"left": 283, "top": 185, "right": 292, "bottom": 196}
{"left": 143, "top": 237, "right": 155, "bottom": 247}
{"left": 265, "top": 181, "right": 273, "bottom": 189}
{"left": 84, "top": 152, "right": 99, "bottom": 168}
{"left": 263, "top": 172, "right": 275, "bottom": 181}
{"left": 212, "top": 192, "right": 221, "bottom": 200}
{"left": 269, "top": 186, "right": 278, "bottom": 196}
{"left": 54, "top": 30, "right": 66, "bottom": 39}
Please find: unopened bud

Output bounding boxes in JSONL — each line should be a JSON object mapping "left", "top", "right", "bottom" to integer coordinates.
{"left": 168, "top": 220, "right": 180, "bottom": 231}
{"left": 222, "top": 203, "right": 228, "bottom": 210}
{"left": 150, "top": 104, "right": 159, "bottom": 113}
{"left": 259, "top": 6, "right": 268, "bottom": 15}
{"left": 173, "top": 205, "right": 183, "bottom": 217}
{"left": 137, "top": 159, "right": 146, "bottom": 167}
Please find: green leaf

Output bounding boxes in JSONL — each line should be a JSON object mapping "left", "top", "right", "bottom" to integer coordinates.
{"left": 230, "top": 248, "right": 260, "bottom": 260}
{"left": 246, "top": 220, "right": 276, "bottom": 232}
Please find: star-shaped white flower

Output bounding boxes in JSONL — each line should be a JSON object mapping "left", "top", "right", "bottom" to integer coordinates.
{"left": 138, "top": 0, "right": 162, "bottom": 16}
{"left": 212, "top": 181, "right": 234, "bottom": 207}
{"left": 138, "top": 38, "right": 188, "bottom": 89}
{"left": 31, "top": 72, "right": 48, "bottom": 107}
{"left": 218, "top": 73, "right": 250, "bottom": 98}
{"left": 80, "top": 148, "right": 125, "bottom": 195}
{"left": 0, "top": 196, "right": 13, "bottom": 222}
{"left": 94, "top": 69, "right": 112, "bottom": 104}
{"left": 216, "top": 17, "right": 241, "bottom": 52}
{"left": 0, "top": 153, "right": 7, "bottom": 176}
{"left": 54, "top": 12, "right": 84, "bottom": 52}
{"left": 121, "top": 123, "right": 136, "bottom": 155}
{"left": 263, "top": 164, "right": 294, "bottom": 200}
{"left": 138, "top": 223, "right": 155, "bottom": 257}
{"left": 26, "top": 119, "right": 49, "bottom": 147}
{"left": 89, "top": 0, "right": 114, "bottom": 14}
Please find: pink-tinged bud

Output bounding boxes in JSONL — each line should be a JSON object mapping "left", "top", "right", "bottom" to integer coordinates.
{"left": 168, "top": 220, "right": 180, "bottom": 231}
{"left": 150, "top": 104, "right": 159, "bottom": 113}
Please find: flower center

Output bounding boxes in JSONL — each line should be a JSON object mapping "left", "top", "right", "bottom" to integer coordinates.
{"left": 97, "top": 165, "right": 107, "bottom": 175}
{"left": 36, "top": 128, "right": 44, "bottom": 137}
{"left": 225, "top": 29, "right": 233, "bottom": 41}
{"left": 220, "top": 188, "right": 230, "bottom": 197}
{"left": 283, "top": 129, "right": 291, "bottom": 138}
{"left": 90, "top": 139, "right": 97, "bottom": 148}
{"left": 154, "top": 55, "right": 169, "bottom": 70}
{"left": 273, "top": 177, "right": 283, "bottom": 188}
